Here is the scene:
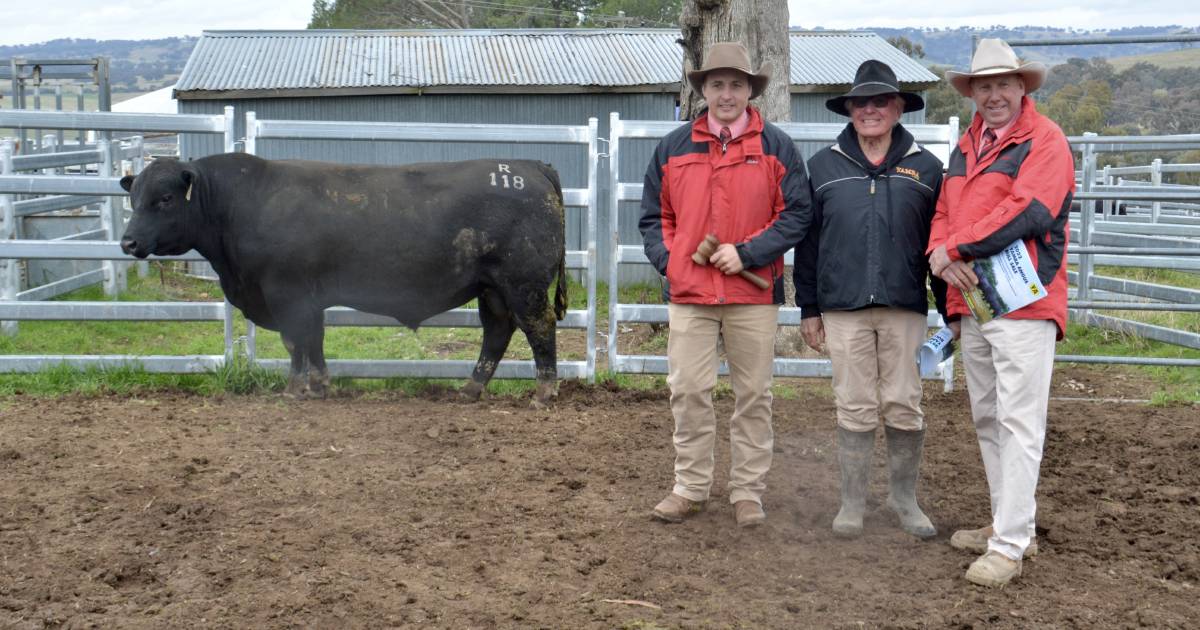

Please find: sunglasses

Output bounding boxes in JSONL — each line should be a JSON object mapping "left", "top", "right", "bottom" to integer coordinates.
{"left": 848, "top": 95, "right": 896, "bottom": 109}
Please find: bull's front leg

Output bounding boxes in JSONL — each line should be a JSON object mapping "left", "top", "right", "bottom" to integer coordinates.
{"left": 280, "top": 332, "right": 309, "bottom": 398}
{"left": 303, "top": 324, "right": 330, "bottom": 399}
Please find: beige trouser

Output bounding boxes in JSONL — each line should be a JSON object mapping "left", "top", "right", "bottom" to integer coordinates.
{"left": 823, "top": 307, "right": 928, "bottom": 432}
{"left": 666, "top": 303, "right": 779, "bottom": 505}
{"left": 960, "top": 316, "right": 1057, "bottom": 561}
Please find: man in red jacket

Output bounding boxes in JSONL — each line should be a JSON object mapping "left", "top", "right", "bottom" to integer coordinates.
{"left": 929, "top": 38, "right": 1074, "bottom": 587}
{"left": 640, "top": 42, "right": 813, "bottom": 528}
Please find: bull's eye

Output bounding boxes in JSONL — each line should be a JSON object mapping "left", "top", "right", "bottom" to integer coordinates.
{"left": 159, "top": 194, "right": 173, "bottom": 205}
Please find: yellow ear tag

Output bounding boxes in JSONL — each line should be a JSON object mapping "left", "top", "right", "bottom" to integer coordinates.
{"left": 185, "top": 182, "right": 193, "bottom": 202}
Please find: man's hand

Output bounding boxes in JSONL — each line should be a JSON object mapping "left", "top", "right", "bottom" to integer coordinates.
{"left": 948, "top": 320, "right": 961, "bottom": 340}
{"left": 939, "top": 260, "right": 979, "bottom": 292}
{"left": 709, "top": 243, "right": 744, "bottom": 275}
{"left": 801, "top": 317, "right": 825, "bottom": 353}
{"left": 928, "top": 245, "right": 953, "bottom": 276}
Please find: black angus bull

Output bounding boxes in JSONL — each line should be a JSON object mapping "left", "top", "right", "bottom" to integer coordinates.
{"left": 119, "top": 153, "right": 567, "bottom": 406}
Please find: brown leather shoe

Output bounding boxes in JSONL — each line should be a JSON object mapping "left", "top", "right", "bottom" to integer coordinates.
{"left": 950, "top": 525, "right": 1038, "bottom": 557}
{"left": 652, "top": 493, "right": 705, "bottom": 523}
{"left": 734, "top": 500, "right": 766, "bottom": 528}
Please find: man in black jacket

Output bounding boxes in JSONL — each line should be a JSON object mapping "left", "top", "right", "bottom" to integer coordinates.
{"left": 794, "top": 60, "right": 950, "bottom": 539}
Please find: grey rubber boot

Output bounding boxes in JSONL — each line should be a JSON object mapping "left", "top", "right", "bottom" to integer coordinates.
{"left": 832, "top": 426, "right": 875, "bottom": 538}
{"left": 884, "top": 426, "right": 937, "bottom": 539}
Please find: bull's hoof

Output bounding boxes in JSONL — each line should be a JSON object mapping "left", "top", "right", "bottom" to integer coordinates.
{"left": 460, "top": 381, "right": 485, "bottom": 402}
{"left": 531, "top": 380, "right": 558, "bottom": 409}
{"left": 306, "top": 373, "right": 330, "bottom": 399}
{"left": 285, "top": 375, "right": 308, "bottom": 399}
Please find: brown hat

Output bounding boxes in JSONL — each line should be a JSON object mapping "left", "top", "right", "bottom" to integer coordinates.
{"left": 944, "top": 38, "right": 1047, "bottom": 97}
{"left": 686, "top": 42, "right": 771, "bottom": 99}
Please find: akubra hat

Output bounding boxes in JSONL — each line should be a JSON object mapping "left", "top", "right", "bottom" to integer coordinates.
{"left": 686, "top": 42, "right": 771, "bottom": 99}
{"left": 825, "top": 59, "right": 925, "bottom": 117}
{"left": 945, "top": 38, "right": 1046, "bottom": 97}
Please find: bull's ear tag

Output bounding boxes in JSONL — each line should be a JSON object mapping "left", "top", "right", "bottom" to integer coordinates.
{"left": 185, "top": 182, "right": 193, "bottom": 202}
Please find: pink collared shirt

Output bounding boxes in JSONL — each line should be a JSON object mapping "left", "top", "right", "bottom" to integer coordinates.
{"left": 979, "top": 105, "right": 1021, "bottom": 148}
{"left": 707, "top": 109, "right": 750, "bottom": 140}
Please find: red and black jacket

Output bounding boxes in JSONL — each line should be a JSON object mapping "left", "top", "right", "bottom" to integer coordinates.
{"left": 639, "top": 106, "right": 814, "bottom": 305}
{"left": 929, "top": 96, "right": 1074, "bottom": 338}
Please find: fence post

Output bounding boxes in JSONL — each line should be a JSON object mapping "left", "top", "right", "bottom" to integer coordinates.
{"left": 127, "top": 136, "right": 151, "bottom": 278}
{"left": 606, "top": 112, "right": 622, "bottom": 371}
{"left": 223, "top": 106, "right": 236, "bottom": 153}
{"left": 1150, "top": 158, "right": 1162, "bottom": 223}
{"left": 585, "top": 117, "right": 599, "bottom": 382}
{"left": 1102, "top": 164, "right": 1112, "bottom": 216}
{"left": 98, "top": 139, "right": 127, "bottom": 297}
{"left": 1, "top": 140, "right": 18, "bottom": 336}
{"left": 244, "top": 111, "right": 257, "bottom": 155}
{"left": 1077, "top": 133, "right": 1097, "bottom": 309}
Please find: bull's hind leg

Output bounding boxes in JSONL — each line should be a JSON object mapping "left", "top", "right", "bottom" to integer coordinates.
{"left": 463, "top": 289, "right": 516, "bottom": 402}
{"left": 507, "top": 284, "right": 559, "bottom": 409}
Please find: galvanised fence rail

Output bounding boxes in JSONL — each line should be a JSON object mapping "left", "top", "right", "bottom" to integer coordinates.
{"left": 1, "top": 110, "right": 1198, "bottom": 385}
{"left": 606, "top": 116, "right": 1200, "bottom": 386}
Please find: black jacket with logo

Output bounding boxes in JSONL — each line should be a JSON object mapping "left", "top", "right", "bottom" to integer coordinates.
{"left": 794, "top": 123, "right": 950, "bottom": 320}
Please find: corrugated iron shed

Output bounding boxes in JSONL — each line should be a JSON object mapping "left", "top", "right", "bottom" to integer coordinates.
{"left": 175, "top": 28, "right": 939, "bottom": 99}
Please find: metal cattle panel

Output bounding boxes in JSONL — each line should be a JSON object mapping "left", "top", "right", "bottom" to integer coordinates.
{"left": 240, "top": 113, "right": 602, "bottom": 382}
{"left": 605, "top": 113, "right": 958, "bottom": 390}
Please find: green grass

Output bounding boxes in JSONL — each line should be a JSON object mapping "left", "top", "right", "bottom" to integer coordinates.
{"left": 1, "top": 264, "right": 1196, "bottom": 402}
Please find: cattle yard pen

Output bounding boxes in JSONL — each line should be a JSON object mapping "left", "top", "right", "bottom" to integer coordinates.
{"left": 0, "top": 109, "right": 1198, "bottom": 388}
{"left": 0, "top": 109, "right": 602, "bottom": 382}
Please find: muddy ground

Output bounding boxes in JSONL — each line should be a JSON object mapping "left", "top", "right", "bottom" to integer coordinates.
{"left": 0, "top": 365, "right": 1197, "bottom": 629}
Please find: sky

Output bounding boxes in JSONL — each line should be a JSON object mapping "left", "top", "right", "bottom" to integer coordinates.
{"left": 0, "top": 0, "right": 1198, "bottom": 47}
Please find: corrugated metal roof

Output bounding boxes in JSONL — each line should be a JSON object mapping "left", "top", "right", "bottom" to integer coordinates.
{"left": 175, "top": 29, "right": 938, "bottom": 95}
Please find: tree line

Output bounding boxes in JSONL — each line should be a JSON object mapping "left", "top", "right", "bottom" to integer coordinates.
{"left": 308, "top": 0, "right": 682, "bottom": 29}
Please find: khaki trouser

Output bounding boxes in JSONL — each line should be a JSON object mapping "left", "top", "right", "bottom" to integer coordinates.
{"left": 960, "top": 316, "right": 1057, "bottom": 561}
{"left": 823, "top": 307, "right": 927, "bottom": 432}
{"left": 666, "top": 303, "right": 779, "bottom": 505}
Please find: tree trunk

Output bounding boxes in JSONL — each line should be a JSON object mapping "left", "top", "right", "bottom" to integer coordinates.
{"left": 678, "top": 0, "right": 791, "bottom": 123}
{"left": 678, "top": 0, "right": 803, "bottom": 355}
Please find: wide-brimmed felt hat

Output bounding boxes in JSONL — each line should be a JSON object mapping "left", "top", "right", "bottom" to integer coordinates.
{"left": 686, "top": 42, "right": 771, "bottom": 99}
{"left": 945, "top": 38, "right": 1046, "bottom": 97}
{"left": 825, "top": 60, "right": 925, "bottom": 117}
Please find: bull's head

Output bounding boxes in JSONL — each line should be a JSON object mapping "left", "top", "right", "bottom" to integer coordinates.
{"left": 119, "top": 158, "right": 199, "bottom": 259}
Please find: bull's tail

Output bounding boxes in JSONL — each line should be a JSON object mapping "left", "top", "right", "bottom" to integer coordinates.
{"left": 540, "top": 162, "right": 568, "bottom": 321}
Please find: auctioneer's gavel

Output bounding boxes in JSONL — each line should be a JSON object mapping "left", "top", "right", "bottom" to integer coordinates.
{"left": 691, "top": 234, "right": 770, "bottom": 290}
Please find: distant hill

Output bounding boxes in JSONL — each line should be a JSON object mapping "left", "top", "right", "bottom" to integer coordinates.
{"left": 1109, "top": 47, "right": 1200, "bottom": 71}
{"left": 0, "top": 37, "right": 197, "bottom": 93}
{"left": 854, "top": 25, "right": 1200, "bottom": 68}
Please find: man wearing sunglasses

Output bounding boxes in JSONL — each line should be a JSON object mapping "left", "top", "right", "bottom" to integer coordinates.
{"left": 795, "top": 60, "right": 949, "bottom": 540}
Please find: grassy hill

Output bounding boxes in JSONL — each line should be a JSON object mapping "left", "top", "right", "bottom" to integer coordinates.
{"left": 1109, "top": 47, "right": 1200, "bottom": 71}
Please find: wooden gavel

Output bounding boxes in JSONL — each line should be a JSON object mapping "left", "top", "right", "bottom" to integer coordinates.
{"left": 691, "top": 234, "right": 770, "bottom": 290}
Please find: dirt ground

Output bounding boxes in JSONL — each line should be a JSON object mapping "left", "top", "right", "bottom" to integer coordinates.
{"left": 0, "top": 365, "right": 1197, "bottom": 629}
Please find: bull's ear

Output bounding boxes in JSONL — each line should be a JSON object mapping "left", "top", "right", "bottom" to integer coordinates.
{"left": 181, "top": 169, "right": 195, "bottom": 202}
{"left": 120, "top": 175, "right": 134, "bottom": 192}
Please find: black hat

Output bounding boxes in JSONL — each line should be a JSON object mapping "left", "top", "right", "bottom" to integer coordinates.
{"left": 825, "top": 60, "right": 925, "bottom": 117}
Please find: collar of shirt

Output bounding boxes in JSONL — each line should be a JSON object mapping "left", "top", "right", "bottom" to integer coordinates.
{"left": 979, "top": 105, "right": 1021, "bottom": 148}
{"left": 707, "top": 109, "right": 750, "bottom": 140}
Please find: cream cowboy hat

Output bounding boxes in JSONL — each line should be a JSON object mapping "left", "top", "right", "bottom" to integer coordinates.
{"left": 686, "top": 42, "right": 771, "bottom": 99}
{"left": 945, "top": 38, "right": 1046, "bottom": 97}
